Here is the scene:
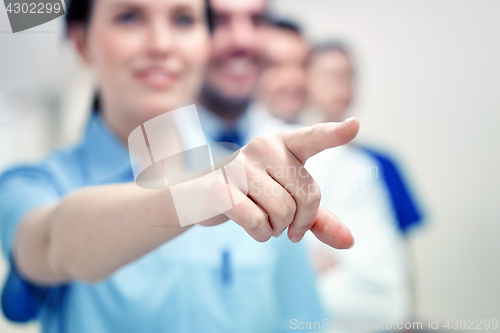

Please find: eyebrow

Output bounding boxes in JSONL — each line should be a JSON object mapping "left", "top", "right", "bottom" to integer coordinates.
{"left": 106, "top": 1, "right": 196, "bottom": 14}
{"left": 106, "top": 1, "right": 144, "bottom": 12}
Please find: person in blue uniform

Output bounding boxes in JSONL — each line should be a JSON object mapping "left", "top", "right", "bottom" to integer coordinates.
{"left": 0, "top": 0, "right": 359, "bottom": 332}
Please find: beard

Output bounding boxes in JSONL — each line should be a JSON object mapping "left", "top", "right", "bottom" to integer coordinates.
{"left": 199, "top": 82, "right": 252, "bottom": 120}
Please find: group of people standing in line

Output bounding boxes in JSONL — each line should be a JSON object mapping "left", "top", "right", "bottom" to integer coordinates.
{"left": 0, "top": 0, "right": 423, "bottom": 332}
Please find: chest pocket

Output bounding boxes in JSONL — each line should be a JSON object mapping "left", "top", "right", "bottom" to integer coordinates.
{"left": 89, "top": 222, "right": 280, "bottom": 333}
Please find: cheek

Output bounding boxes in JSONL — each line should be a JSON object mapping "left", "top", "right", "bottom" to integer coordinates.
{"left": 263, "top": 69, "right": 280, "bottom": 90}
{"left": 177, "top": 32, "right": 210, "bottom": 80}
{"left": 308, "top": 79, "right": 323, "bottom": 98}
{"left": 91, "top": 31, "right": 142, "bottom": 81}
{"left": 210, "top": 29, "right": 228, "bottom": 55}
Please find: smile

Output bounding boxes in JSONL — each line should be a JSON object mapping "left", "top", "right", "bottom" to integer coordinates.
{"left": 134, "top": 67, "right": 180, "bottom": 90}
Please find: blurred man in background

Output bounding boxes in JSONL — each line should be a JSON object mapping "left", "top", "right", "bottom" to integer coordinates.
{"left": 306, "top": 41, "right": 424, "bottom": 330}
{"left": 256, "top": 19, "right": 310, "bottom": 123}
{"left": 197, "top": 0, "right": 292, "bottom": 144}
{"left": 195, "top": 0, "right": 327, "bottom": 327}
{"left": 308, "top": 41, "right": 354, "bottom": 122}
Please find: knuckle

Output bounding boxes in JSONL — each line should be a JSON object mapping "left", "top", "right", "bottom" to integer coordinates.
{"left": 275, "top": 197, "right": 296, "bottom": 221}
{"left": 247, "top": 135, "right": 274, "bottom": 154}
{"left": 296, "top": 184, "right": 321, "bottom": 206}
{"left": 246, "top": 212, "right": 266, "bottom": 230}
{"left": 306, "top": 190, "right": 322, "bottom": 206}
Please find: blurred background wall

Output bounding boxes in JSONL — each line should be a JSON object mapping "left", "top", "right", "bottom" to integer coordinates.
{"left": 1, "top": 0, "right": 499, "bottom": 332}
{"left": 269, "top": 0, "right": 500, "bottom": 325}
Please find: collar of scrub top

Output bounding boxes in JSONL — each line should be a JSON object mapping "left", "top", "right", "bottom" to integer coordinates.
{"left": 195, "top": 103, "right": 251, "bottom": 145}
{"left": 80, "top": 111, "right": 134, "bottom": 184}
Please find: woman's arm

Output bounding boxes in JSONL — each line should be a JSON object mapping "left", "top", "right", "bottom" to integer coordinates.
{"left": 13, "top": 183, "right": 208, "bottom": 285}
{"left": 13, "top": 119, "right": 358, "bottom": 287}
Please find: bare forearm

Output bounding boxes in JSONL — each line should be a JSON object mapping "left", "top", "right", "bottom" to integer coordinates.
{"left": 15, "top": 183, "right": 189, "bottom": 285}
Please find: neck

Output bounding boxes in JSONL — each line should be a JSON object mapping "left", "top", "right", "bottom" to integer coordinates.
{"left": 99, "top": 97, "right": 140, "bottom": 146}
{"left": 198, "top": 84, "right": 251, "bottom": 121}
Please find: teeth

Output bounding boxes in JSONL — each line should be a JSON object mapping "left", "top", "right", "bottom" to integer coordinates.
{"left": 227, "top": 58, "right": 253, "bottom": 75}
{"left": 143, "top": 71, "right": 171, "bottom": 82}
{"left": 148, "top": 71, "right": 167, "bottom": 78}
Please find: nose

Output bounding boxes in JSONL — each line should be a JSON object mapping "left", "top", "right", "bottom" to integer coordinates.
{"left": 228, "top": 17, "right": 260, "bottom": 51}
{"left": 146, "top": 19, "right": 174, "bottom": 59}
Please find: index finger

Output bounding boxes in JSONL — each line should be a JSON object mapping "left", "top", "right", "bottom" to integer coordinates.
{"left": 280, "top": 117, "right": 359, "bottom": 164}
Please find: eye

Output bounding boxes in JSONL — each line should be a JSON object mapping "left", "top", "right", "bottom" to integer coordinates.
{"left": 174, "top": 13, "right": 195, "bottom": 27}
{"left": 252, "top": 13, "right": 267, "bottom": 27}
{"left": 116, "top": 10, "right": 140, "bottom": 24}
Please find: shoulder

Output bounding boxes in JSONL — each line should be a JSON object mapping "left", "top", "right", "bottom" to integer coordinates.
{"left": 306, "top": 144, "right": 380, "bottom": 175}
{"left": 355, "top": 145, "right": 402, "bottom": 170}
{"left": 353, "top": 144, "right": 414, "bottom": 190}
{"left": 356, "top": 144, "right": 425, "bottom": 231}
{"left": 310, "top": 144, "right": 405, "bottom": 178}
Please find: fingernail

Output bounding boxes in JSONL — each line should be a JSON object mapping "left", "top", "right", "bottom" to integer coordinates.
{"left": 291, "top": 234, "right": 303, "bottom": 243}
{"left": 346, "top": 238, "right": 355, "bottom": 250}
{"left": 341, "top": 117, "right": 355, "bottom": 129}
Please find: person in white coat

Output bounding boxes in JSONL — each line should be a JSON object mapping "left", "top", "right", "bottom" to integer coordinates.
{"left": 256, "top": 24, "right": 424, "bottom": 328}
{"left": 305, "top": 41, "right": 424, "bottom": 330}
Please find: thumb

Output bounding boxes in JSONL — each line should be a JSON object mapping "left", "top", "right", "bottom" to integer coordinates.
{"left": 310, "top": 206, "right": 355, "bottom": 249}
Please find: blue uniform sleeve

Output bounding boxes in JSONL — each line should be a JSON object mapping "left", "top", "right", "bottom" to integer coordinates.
{"left": 359, "top": 146, "right": 424, "bottom": 234}
{"left": 0, "top": 165, "right": 62, "bottom": 322}
{"left": 274, "top": 238, "right": 327, "bottom": 332}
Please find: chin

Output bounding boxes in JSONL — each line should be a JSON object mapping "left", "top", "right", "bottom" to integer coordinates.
{"left": 143, "top": 93, "right": 189, "bottom": 115}
{"left": 136, "top": 98, "right": 187, "bottom": 121}
{"left": 223, "top": 85, "right": 255, "bottom": 100}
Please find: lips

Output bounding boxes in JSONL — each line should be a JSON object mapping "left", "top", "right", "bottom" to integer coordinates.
{"left": 134, "top": 66, "right": 179, "bottom": 90}
{"left": 220, "top": 56, "right": 259, "bottom": 80}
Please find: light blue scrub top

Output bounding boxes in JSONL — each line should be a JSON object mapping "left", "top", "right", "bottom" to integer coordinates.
{"left": 0, "top": 112, "right": 325, "bottom": 333}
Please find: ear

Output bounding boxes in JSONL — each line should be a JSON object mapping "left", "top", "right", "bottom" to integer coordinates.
{"left": 68, "top": 24, "right": 92, "bottom": 65}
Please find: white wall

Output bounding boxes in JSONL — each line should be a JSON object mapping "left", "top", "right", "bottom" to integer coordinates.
{"left": 271, "top": 0, "right": 500, "bottom": 326}
{"left": 0, "top": 11, "right": 90, "bottom": 333}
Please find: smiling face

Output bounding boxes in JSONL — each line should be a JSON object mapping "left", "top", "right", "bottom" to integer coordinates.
{"left": 202, "top": 0, "right": 267, "bottom": 105}
{"left": 72, "top": 0, "right": 210, "bottom": 137}
{"left": 258, "top": 27, "right": 309, "bottom": 123}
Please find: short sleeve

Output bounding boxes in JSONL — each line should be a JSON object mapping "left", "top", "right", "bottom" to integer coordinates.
{"left": 0, "top": 165, "right": 63, "bottom": 322}
{"left": 358, "top": 146, "right": 425, "bottom": 234}
{"left": 0, "top": 165, "right": 61, "bottom": 259}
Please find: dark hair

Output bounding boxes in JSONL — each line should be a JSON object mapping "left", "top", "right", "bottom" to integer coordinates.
{"left": 64, "top": 0, "right": 214, "bottom": 114}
